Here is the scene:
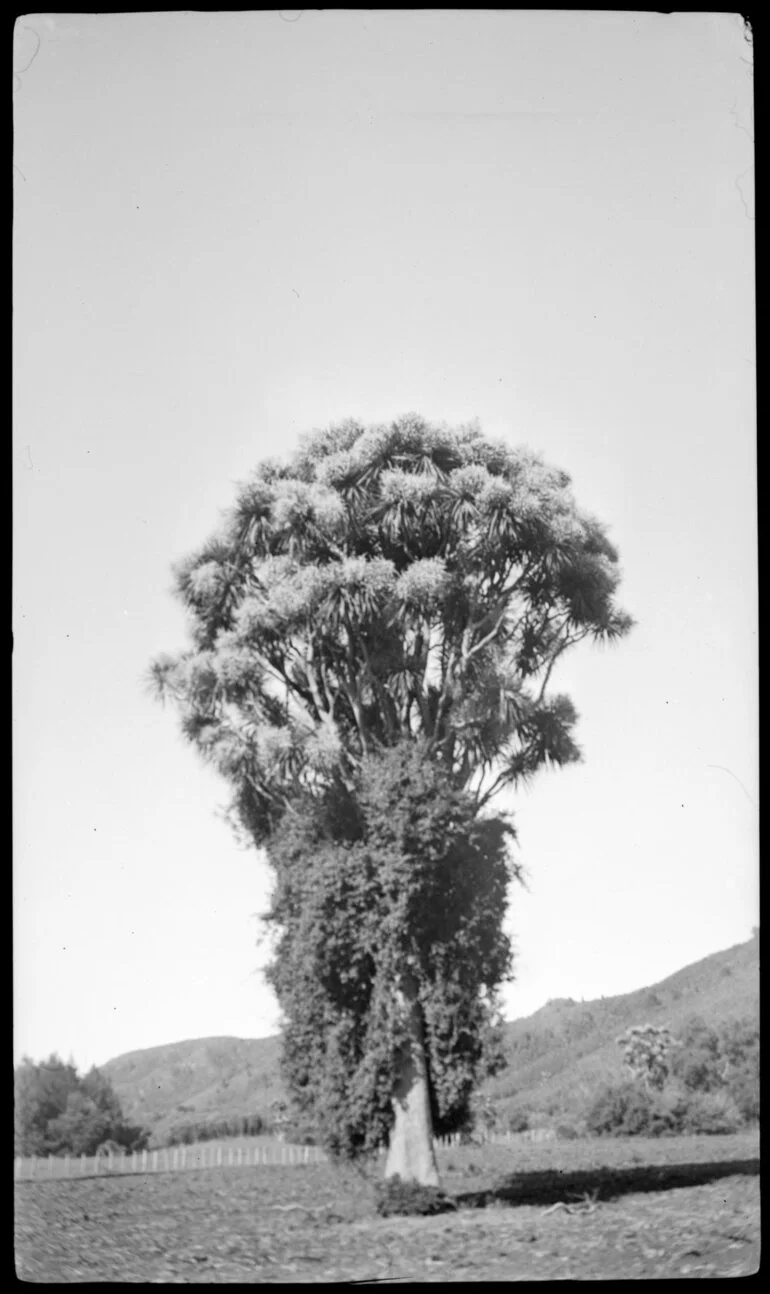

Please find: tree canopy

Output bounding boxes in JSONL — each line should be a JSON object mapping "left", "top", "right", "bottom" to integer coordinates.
{"left": 151, "top": 415, "right": 631, "bottom": 828}
{"left": 150, "top": 414, "right": 632, "bottom": 1176}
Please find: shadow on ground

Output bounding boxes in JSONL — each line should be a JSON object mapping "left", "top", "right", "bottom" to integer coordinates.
{"left": 455, "top": 1158, "right": 760, "bottom": 1210}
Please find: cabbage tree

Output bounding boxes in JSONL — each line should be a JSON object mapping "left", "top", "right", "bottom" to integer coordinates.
{"left": 150, "top": 414, "right": 632, "bottom": 1184}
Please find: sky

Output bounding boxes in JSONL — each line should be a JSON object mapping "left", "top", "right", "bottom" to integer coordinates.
{"left": 14, "top": 11, "right": 756, "bottom": 1073}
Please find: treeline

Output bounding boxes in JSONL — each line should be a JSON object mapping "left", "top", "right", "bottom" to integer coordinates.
{"left": 163, "top": 1114, "right": 269, "bottom": 1147}
{"left": 161, "top": 1114, "right": 320, "bottom": 1147}
{"left": 15, "top": 1055, "right": 149, "bottom": 1157}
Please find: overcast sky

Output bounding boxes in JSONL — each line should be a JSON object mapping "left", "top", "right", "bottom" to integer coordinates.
{"left": 14, "top": 11, "right": 755, "bottom": 1072}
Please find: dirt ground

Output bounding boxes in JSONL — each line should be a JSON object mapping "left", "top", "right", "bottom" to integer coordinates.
{"left": 15, "top": 1136, "right": 760, "bottom": 1282}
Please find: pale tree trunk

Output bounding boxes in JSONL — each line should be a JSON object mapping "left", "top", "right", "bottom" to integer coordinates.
{"left": 384, "top": 971, "right": 440, "bottom": 1187}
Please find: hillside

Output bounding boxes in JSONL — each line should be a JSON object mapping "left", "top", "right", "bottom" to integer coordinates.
{"left": 101, "top": 1036, "right": 285, "bottom": 1145}
{"left": 102, "top": 933, "right": 758, "bottom": 1143}
{"left": 486, "top": 932, "right": 759, "bottom": 1123}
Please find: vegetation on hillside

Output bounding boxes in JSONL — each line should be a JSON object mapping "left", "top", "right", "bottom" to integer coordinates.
{"left": 99, "top": 1036, "right": 284, "bottom": 1146}
{"left": 582, "top": 1014, "right": 759, "bottom": 1138}
{"left": 483, "top": 933, "right": 759, "bottom": 1128}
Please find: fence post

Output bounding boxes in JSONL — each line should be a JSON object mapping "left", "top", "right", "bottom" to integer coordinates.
{"left": 152, "top": 1150, "right": 158, "bottom": 1173}
{"left": 228, "top": 1145, "right": 234, "bottom": 1167}
{"left": 142, "top": 1149, "right": 148, "bottom": 1173}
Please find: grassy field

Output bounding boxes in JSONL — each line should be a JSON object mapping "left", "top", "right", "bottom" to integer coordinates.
{"left": 15, "top": 1130, "right": 759, "bottom": 1282}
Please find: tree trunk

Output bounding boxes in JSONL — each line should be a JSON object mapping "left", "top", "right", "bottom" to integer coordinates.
{"left": 384, "top": 971, "right": 440, "bottom": 1187}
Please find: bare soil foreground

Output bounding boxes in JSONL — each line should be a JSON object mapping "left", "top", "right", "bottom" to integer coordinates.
{"left": 15, "top": 1132, "right": 759, "bottom": 1282}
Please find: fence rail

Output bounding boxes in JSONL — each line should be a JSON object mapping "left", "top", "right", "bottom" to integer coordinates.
{"left": 14, "top": 1127, "right": 555, "bottom": 1183}
{"left": 14, "top": 1140, "right": 328, "bottom": 1181}
{"left": 480, "top": 1128, "right": 557, "bottom": 1145}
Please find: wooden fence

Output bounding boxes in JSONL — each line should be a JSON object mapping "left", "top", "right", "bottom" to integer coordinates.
{"left": 479, "top": 1128, "right": 557, "bottom": 1145}
{"left": 14, "top": 1140, "right": 328, "bottom": 1182}
{"left": 14, "top": 1126, "right": 555, "bottom": 1183}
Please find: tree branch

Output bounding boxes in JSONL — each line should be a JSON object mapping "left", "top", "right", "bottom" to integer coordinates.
{"left": 466, "top": 601, "right": 510, "bottom": 661}
{"left": 535, "top": 626, "right": 589, "bottom": 704}
{"left": 303, "top": 637, "right": 329, "bottom": 721}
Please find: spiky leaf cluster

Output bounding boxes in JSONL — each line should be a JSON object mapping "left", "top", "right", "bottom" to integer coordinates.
{"left": 150, "top": 415, "right": 633, "bottom": 841}
{"left": 616, "top": 1024, "right": 679, "bottom": 1091}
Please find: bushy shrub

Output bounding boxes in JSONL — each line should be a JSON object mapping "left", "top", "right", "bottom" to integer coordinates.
{"left": 281, "top": 1123, "right": 318, "bottom": 1146}
{"left": 555, "top": 1121, "right": 582, "bottom": 1140}
{"left": 669, "top": 1015, "right": 758, "bottom": 1125}
{"left": 586, "top": 1078, "right": 748, "bottom": 1138}
{"left": 507, "top": 1108, "right": 530, "bottom": 1133}
{"left": 585, "top": 1081, "right": 681, "bottom": 1137}
{"left": 375, "top": 1175, "right": 455, "bottom": 1217}
{"left": 678, "top": 1091, "right": 743, "bottom": 1136}
{"left": 670, "top": 1018, "right": 722, "bottom": 1092}
{"left": 729, "top": 1070, "right": 760, "bottom": 1124}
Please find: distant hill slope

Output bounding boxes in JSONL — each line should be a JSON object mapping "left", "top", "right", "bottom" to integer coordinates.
{"left": 101, "top": 1036, "right": 285, "bottom": 1145}
{"left": 486, "top": 933, "right": 759, "bottom": 1122}
{"left": 102, "top": 934, "right": 758, "bottom": 1143}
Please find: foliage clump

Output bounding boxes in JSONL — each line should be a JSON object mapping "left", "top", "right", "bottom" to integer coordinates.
{"left": 265, "top": 742, "right": 516, "bottom": 1157}
{"left": 507, "top": 1108, "right": 531, "bottom": 1133}
{"left": 671, "top": 1015, "right": 759, "bottom": 1124}
{"left": 586, "top": 1080, "right": 684, "bottom": 1138}
{"left": 616, "top": 1024, "right": 678, "bottom": 1091}
{"left": 375, "top": 1175, "right": 456, "bottom": 1217}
